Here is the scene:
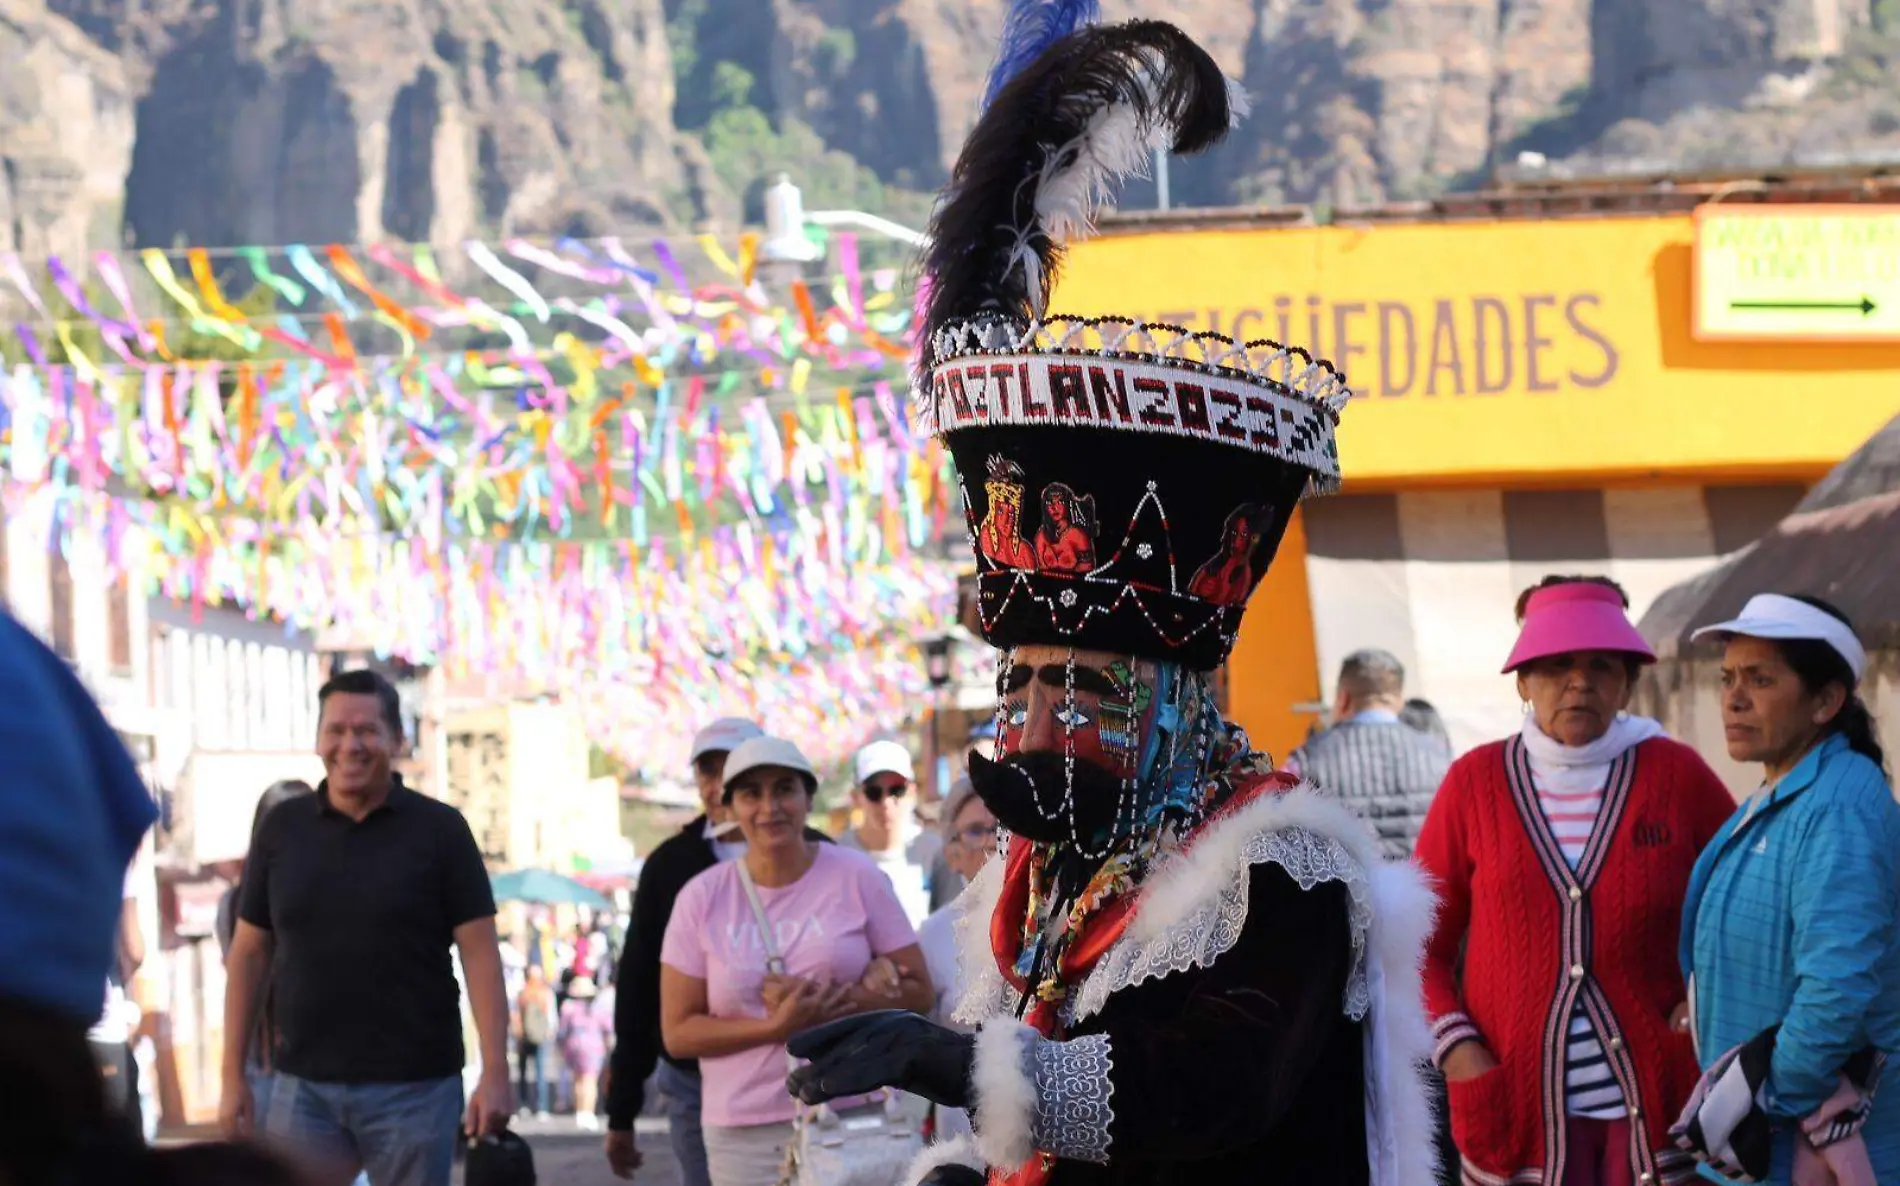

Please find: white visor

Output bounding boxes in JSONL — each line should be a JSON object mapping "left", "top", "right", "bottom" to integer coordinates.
{"left": 1690, "top": 593, "right": 1867, "bottom": 682}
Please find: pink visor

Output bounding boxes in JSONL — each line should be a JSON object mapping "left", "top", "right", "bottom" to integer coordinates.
{"left": 1502, "top": 582, "right": 1656, "bottom": 673}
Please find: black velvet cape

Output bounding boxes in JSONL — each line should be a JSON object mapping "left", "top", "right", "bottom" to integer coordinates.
{"left": 1023, "top": 862, "right": 1369, "bottom": 1185}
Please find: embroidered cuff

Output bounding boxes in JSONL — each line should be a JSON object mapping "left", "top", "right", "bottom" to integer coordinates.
{"left": 1432, "top": 1012, "right": 1482, "bottom": 1069}
{"left": 1030, "top": 1033, "right": 1115, "bottom": 1164}
{"left": 970, "top": 1020, "right": 1038, "bottom": 1169}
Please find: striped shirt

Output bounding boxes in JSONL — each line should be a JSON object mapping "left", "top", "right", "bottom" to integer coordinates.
{"left": 1533, "top": 772, "right": 1628, "bottom": 1119}
{"left": 1290, "top": 712, "right": 1451, "bottom": 859}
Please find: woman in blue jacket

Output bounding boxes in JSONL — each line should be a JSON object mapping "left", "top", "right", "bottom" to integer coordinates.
{"left": 1680, "top": 593, "right": 1898, "bottom": 1182}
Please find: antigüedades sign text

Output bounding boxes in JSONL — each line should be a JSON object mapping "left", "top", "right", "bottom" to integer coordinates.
{"left": 1149, "top": 293, "right": 1620, "bottom": 399}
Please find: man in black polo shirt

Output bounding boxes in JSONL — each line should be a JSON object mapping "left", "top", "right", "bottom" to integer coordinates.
{"left": 602, "top": 717, "right": 763, "bottom": 1183}
{"left": 220, "top": 670, "right": 514, "bottom": 1186}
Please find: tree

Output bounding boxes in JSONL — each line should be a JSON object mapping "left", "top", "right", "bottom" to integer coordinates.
{"left": 711, "top": 61, "right": 755, "bottom": 110}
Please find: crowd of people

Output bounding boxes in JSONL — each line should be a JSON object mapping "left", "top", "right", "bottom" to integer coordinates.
{"left": 0, "top": 525, "right": 1891, "bottom": 1186}
{"left": 500, "top": 916, "right": 622, "bottom": 1132}
{"left": 1261, "top": 575, "right": 1899, "bottom": 1186}
{"left": 9, "top": 565, "right": 1877, "bottom": 1186}
{"left": 602, "top": 717, "right": 988, "bottom": 1186}
{"left": 0, "top": 18, "right": 1894, "bottom": 1186}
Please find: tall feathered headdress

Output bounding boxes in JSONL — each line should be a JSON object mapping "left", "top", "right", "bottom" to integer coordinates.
{"left": 919, "top": 14, "right": 1246, "bottom": 382}
{"left": 918, "top": 10, "right": 1351, "bottom": 672}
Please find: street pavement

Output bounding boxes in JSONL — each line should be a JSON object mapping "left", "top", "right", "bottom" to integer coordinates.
{"left": 456, "top": 1116, "right": 680, "bottom": 1186}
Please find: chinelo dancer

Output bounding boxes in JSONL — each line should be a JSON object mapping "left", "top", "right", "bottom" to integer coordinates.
{"left": 780, "top": 4, "right": 1439, "bottom": 1185}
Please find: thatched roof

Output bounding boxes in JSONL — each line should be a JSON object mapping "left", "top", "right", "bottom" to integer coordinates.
{"left": 1640, "top": 417, "right": 1900, "bottom": 657}
{"left": 1794, "top": 415, "right": 1900, "bottom": 513}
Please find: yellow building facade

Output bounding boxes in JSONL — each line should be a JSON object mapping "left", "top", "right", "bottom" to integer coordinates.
{"left": 443, "top": 700, "right": 630, "bottom": 872}
{"left": 1058, "top": 211, "right": 1900, "bottom": 760}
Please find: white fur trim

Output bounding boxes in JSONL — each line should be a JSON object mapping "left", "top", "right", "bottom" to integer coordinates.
{"left": 950, "top": 852, "right": 1010, "bottom": 1026}
{"left": 970, "top": 1019, "right": 1038, "bottom": 1170}
{"left": 904, "top": 1134, "right": 984, "bottom": 1185}
{"left": 1364, "top": 857, "right": 1441, "bottom": 1186}
{"left": 1131, "top": 786, "right": 1379, "bottom": 942}
{"left": 1070, "top": 785, "right": 1379, "bottom": 1023}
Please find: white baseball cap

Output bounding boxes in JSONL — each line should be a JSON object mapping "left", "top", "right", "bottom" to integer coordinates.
{"left": 722, "top": 735, "right": 818, "bottom": 799}
{"left": 1690, "top": 593, "right": 1868, "bottom": 682}
{"left": 854, "top": 739, "right": 915, "bottom": 785}
{"left": 691, "top": 717, "right": 764, "bottom": 763}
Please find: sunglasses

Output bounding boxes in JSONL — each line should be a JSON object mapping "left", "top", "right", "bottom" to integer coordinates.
{"left": 862, "top": 780, "right": 909, "bottom": 803}
{"left": 955, "top": 823, "right": 998, "bottom": 845}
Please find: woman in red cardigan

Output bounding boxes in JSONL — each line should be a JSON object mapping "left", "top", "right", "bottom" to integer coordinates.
{"left": 1415, "top": 576, "right": 1734, "bottom": 1186}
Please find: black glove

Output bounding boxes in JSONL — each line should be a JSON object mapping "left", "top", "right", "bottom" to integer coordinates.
{"left": 785, "top": 1010, "right": 976, "bottom": 1109}
{"left": 919, "top": 1167, "right": 986, "bottom": 1186}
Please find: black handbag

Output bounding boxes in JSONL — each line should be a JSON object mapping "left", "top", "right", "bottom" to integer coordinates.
{"left": 466, "top": 1129, "right": 537, "bottom": 1186}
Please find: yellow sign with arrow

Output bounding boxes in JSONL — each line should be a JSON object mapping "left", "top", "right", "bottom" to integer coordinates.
{"left": 1693, "top": 205, "right": 1900, "bottom": 342}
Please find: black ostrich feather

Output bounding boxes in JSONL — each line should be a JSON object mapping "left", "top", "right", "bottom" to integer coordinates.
{"left": 918, "top": 20, "right": 1241, "bottom": 375}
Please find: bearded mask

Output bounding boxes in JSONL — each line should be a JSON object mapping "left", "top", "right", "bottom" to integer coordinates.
{"left": 968, "top": 648, "right": 1212, "bottom": 855}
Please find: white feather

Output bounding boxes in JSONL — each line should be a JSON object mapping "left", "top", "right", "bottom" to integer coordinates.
{"left": 1364, "top": 858, "right": 1441, "bottom": 1186}
{"left": 1031, "top": 56, "right": 1247, "bottom": 248}
{"left": 1225, "top": 76, "right": 1252, "bottom": 126}
{"left": 1035, "top": 112, "right": 1145, "bottom": 244}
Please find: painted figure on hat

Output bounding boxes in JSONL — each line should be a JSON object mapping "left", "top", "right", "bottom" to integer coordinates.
{"left": 1188, "top": 504, "right": 1272, "bottom": 606}
{"left": 977, "top": 456, "right": 1037, "bottom": 570}
{"left": 1033, "top": 484, "right": 1097, "bottom": 575}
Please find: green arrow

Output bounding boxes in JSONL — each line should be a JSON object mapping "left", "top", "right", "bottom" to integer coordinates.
{"left": 1731, "top": 297, "right": 1877, "bottom": 315}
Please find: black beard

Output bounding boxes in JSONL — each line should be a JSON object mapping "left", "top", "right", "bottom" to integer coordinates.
{"left": 967, "top": 750, "right": 1124, "bottom": 847}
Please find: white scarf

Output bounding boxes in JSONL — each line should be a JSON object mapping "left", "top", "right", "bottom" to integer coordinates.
{"left": 1520, "top": 713, "right": 1665, "bottom": 795}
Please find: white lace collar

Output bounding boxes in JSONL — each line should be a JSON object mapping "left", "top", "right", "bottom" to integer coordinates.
{"left": 949, "top": 786, "right": 1383, "bottom": 1026}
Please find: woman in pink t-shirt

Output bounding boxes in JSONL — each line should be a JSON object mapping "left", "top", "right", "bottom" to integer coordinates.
{"left": 661, "top": 735, "right": 932, "bottom": 1186}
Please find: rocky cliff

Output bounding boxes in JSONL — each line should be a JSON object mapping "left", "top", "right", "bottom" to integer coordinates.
{"left": 4, "top": 0, "right": 1899, "bottom": 259}
{"left": 0, "top": 0, "right": 136, "bottom": 258}
{"left": 672, "top": 0, "right": 1900, "bottom": 209}
{"left": 7, "top": 0, "right": 705, "bottom": 257}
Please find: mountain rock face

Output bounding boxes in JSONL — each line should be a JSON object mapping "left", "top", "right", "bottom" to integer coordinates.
{"left": 3, "top": 0, "right": 1898, "bottom": 260}
{"left": 1224, "top": 0, "right": 1599, "bottom": 204}
{"left": 0, "top": 0, "right": 136, "bottom": 258}
{"left": 14, "top": 0, "right": 700, "bottom": 256}
{"left": 680, "top": 0, "right": 1900, "bottom": 210}
{"left": 721, "top": 0, "right": 1899, "bottom": 210}
{"left": 1126, "top": 0, "right": 1891, "bottom": 205}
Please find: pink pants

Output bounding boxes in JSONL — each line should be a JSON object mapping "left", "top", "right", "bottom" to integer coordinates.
{"left": 1561, "top": 1117, "right": 1635, "bottom": 1186}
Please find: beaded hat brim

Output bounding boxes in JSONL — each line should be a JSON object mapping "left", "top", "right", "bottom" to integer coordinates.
{"left": 924, "top": 315, "right": 1344, "bottom": 496}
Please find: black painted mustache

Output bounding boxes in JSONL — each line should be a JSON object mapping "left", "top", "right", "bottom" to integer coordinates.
{"left": 966, "top": 749, "right": 1123, "bottom": 845}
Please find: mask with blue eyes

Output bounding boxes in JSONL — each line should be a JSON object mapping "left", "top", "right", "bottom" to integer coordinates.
{"left": 977, "top": 651, "right": 1221, "bottom": 853}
